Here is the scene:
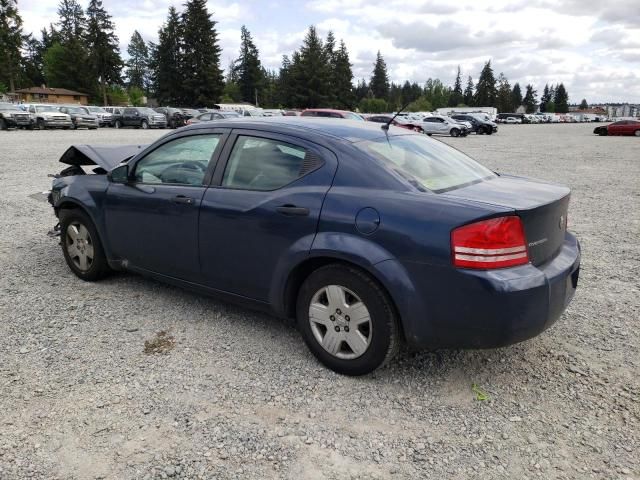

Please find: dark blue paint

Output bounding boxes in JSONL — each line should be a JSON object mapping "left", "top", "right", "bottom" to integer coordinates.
{"left": 51, "top": 118, "right": 581, "bottom": 349}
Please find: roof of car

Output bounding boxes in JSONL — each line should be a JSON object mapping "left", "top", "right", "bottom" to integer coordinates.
{"left": 181, "top": 116, "right": 416, "bottom": 143}
{"left": 302, "top": 108, "right": 355, "bottom": 113}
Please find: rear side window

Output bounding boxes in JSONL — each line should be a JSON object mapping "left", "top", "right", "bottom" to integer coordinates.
{"left": 222, "top": 136, "right": 320, "bottom": 191}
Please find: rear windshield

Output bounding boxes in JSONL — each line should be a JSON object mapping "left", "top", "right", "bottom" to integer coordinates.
{"left": 356, "top": 135, "right": 496, "bottom": 193}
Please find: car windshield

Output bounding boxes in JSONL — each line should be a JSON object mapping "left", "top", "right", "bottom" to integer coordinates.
{"left": 345, "top": 112, "right": 365, "bottom": 121}
{"left": 356, "top": 135, "right": 496, "bottom": 193}
{"left": 88, "top": 107, "right": 106, "bottom": 113}
{"left": 0, "top": 104, "right": 17, "bottom": 111}
{"left": 222, "top": 112, "right": 240, "bottom": 118}
{"left": 36, "top": 106, "right": 58, "bottom": 112}
{"left": 65, "top": 107, "right": 84, "bottom": 113}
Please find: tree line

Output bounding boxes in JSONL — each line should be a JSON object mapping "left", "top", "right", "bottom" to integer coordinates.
{"left": 1, "top": 0, "right": 575, "bottom": 112}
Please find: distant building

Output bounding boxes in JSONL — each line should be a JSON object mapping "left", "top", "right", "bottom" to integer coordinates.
{"left": 12, "top": 87, "right": 89, "bottom": 105}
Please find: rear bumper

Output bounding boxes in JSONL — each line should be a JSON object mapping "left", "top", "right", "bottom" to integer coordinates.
{"left": 399, "top": 232, "right": 581, "bottom": 349}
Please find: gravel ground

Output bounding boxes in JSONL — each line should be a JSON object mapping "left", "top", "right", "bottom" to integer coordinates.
{"left": 0, "top": 123, "right": 638, "bottom": 480}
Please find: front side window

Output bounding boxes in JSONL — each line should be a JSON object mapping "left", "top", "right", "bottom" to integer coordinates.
{"left": 222, "top": 136, "right": 313, "bottom": 191}
{"left": 134, "top": 134, "right": 221, "bottom": 186}
{"left": 355, "top": 135, "right": 496, "bottom": 193}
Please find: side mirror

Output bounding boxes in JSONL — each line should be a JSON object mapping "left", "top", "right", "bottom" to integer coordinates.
{"left": 108, "top": 164, "right": 129, "bottom": 184}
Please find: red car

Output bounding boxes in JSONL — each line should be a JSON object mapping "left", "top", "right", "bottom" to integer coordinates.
{"left": 365, "top": 114, "right": 424, "bottom": 133}
{"left": 300, "top": 108, "right": 364, "bottom": 121}
{"left": 607, "top": 120, "right": 640, "bottom": 136}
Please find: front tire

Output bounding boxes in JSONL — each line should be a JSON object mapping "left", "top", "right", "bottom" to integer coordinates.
{"left": 450, "top": 128, "right": 460, "bottom": 137}
{"left": 37, "top": 118, "right": 46, "bottom": 130}
{"left": 635, "top": 130, "right": 640, "bottom": 137}
{"left": 114, "top": 120, "right": 122, "bottom": 129}
{"left": 59, "top": 209, "right": 110, "bottom": 281}
{"left": 141, "top": 120, "right": 149, "bottom": 129}
{"left": 296, "top": 264, "right": 399, "bottom": 376}
{"left": 0, "top": 118, "right": 7, "bottom": 130}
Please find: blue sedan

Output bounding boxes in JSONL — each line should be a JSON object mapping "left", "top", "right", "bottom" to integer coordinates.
{"left": 49, "top": 118, "right": 580, "bottom": 375}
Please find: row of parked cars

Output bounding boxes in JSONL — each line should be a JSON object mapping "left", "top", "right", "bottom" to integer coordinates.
{"left": 0, "top": 103, "right": 249, "bottom": 131}
{"left": 295, "top": 109, "right": 499, "bottom": 137}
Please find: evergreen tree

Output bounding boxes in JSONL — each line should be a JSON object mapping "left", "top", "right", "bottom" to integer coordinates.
{"left": 579, "top": 98, "right": 588, "bottom": 110}
{"left": 290, "top": 26, "right": 331, "bottom": 108}
{"left": 332, "top": 40, "right": 354, "bottom": 109}
{"left": 354, "top": 78, "right": 369, "bottom": 103}
{"left": 126, "top": 30, "right": 149, "bottom": 91}
{"left": 463, "top": 75, "right": 474, "bottom": 106}
{"left": 44, "top": 0, "right": 89, "bottom": 92}
{"left": 495, "top": 73, "right": 512, "bottom": 113}
{"left": 180, "top": 0, "right": 224, "bottom": 106}
{"left": 0, "top": 0, "right": 23, "bottom": 92}
{"left": 370, "top": 51, "right": 389, "bottom": 100}
{"left": 511, "top": 82, "right": 523, "bottom": 110}
{"left": 233, "top": 25, "right": 263, "bottom": 104}
{"left": 523, "top": 84, "right": 537, "bottom": 113}
{"left": 448, "top": 65, "right": 463, "bottom": 107}
{"left": 153, "top": 7, "right": 182, "bottom": 105}
{"left": 554, "top": 83, "right": 569, "bottom": 113}
{"left": 21, "top": 34, "right": 46, "bottom": 87}
{"left": 540, "top": 84, "right": 551, "bottom": 112}
{"left": 86, "top": 0, "right": 123, "bottom": 104}
{"left": 277, "top": 54, "right": 292, "bottom": 107}
{"left": 474, "top": 60, "right": 497, "bottom": 106}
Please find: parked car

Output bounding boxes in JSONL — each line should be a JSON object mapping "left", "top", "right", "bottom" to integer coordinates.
{"left": 114, "top": 107, "right": 167, "bottom": 129}
{"left": 366, "top": 114, "right": 423, "bottom": 132}
{"left": 103, "top": 106, "right": 123, "bottom": 127}
{"left": 154, "top": 107, "right": 187, "bottom": 129}
{"left": 421, "top": 115, "right": 468, "bottom": 137}
{"left": 187, "top": 111, "right": 241, "bottom": 125}
{"left": 85, "top": 106, "right": 113, "bottom": 127}
{"left": 58, "top": 106, "right": 99, "bottom": 130}
{"left": 263, "top": 109, "right": 285, "bottom": 117}
{"left": 504, "top": 117, "right": 522, "bottom": 124}
{"left": 181, "top": 109, "right": 202, "bottom": 120}
{"left": 451, "top": 114, "right": 498, "bottom": 134}
{"left": 24, "top": 104, "right": 73, "bottom": 130}
{"left": 301, "top": 109, "right": 365, "bottom": 121}
{"left": 605, "top": 120, "right": 640, "bottom": 136}
{"left": 0, "top": 103, "right": 32, "bottom": 130}
{"left": 47, "top": 118, "right": 580, "bottom": 375}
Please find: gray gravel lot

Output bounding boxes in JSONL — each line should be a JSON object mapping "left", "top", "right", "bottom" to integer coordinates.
{"left": 0, "top": 123, "right": 638, "bottom": 479}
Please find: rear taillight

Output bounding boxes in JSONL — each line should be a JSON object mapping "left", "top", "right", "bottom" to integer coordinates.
{"left": 451, "top": 216, "right": 529, "bottom": 269}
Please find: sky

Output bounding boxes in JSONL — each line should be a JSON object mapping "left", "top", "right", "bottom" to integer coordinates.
{"left": 18, "top": 0, "right": 640, "bottom": 103}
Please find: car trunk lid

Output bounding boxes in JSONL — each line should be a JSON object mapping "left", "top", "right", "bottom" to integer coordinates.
{"left": 442, "top": 175, "right": 570, "bottom": 266}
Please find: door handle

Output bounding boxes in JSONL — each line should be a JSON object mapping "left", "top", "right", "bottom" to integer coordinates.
{"left": 172, "top": 195, "right": 194, "bottom": 205}
{"left": 276, "top": 205, "right": 310, "bottom": 216}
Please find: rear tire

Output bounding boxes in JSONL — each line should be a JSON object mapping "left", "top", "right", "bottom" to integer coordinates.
{"left": 635, "top": 130, "right": 640, "bottom": 137}
{"left": 59, "top": 209, "right": 110, "bottom": 281}
{"left": 296, "top": 264, "right": 399, "bottom": 376}
{"left": 114, "top": 120, "right": 122, "bottom": 129}
{"left": 450, "top": 128, "right": 460, "bottom": 137}
{"left": 0, "top": 118, "right": 7, "bottom": 130}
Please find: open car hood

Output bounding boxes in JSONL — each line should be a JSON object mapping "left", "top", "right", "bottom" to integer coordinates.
{"left": 59, "top": 144, "right": 148, "bottom": 171}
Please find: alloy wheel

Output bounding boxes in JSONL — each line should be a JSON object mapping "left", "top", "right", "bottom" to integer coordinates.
{"left": 308, "top": 285, "right": 372, "bottom": 359}
{"left": 65, "top": 221, "right": 95, "bottom": 272}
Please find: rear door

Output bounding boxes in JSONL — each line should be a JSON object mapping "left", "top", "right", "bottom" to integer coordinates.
{"left": 123, "top": 108, "right": 138, "bottom": 126}
{"left": 199, "top": 130, "right": 337, "bottom": 301}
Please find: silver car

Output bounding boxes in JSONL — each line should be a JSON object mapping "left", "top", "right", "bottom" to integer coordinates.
{"left": 421, "top": 115, "right": 469, "bottom": 137}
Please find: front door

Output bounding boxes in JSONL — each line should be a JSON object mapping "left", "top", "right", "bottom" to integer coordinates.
{"left": 199, "top": 131, "right": 337, "bottom": 301}
{"left": 105, "top": 131, "right": 226, "bottom": 281}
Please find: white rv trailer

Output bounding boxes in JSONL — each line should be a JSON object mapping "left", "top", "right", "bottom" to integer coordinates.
{"left": 436, "top": 106, "right": 498, "bottom": 120}
{"left": 213, "top": 103, "right": 264, "bottom": 117}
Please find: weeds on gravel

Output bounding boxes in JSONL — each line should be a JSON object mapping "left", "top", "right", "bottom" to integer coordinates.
{"left": 472, "top": 383, "right": 489, "bottom": 401}
{"left": 144, "top": 330, "right": 175, "bottom": 355}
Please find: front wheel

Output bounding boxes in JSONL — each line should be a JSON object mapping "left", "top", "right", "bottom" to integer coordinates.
{"left": 37, "top": 118, "right": 46, "bottom": 130}
{"left": 141, "top": 120, "right": 149, "bottom": 129}
{"left": 114, "top": 120, "right": 122, "bottom": 129}
{"left": 635, "top": 130, "right": 640, "bottom": 137}
{"left": 59, "top": 209, "right": 110, "bottom": 281}
{"left": 296, "top": 264, "right": 399, "bottom": 376}
{"left": 450, "top": 128, "right": 460, "bottom": 137}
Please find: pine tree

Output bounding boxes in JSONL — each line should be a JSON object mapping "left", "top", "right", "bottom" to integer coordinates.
{"left": 463, "top": 75, "right": 474, "bottom": 106}
{"left": 511, "top": 83, "right": 523, "bottom": 110}
{"left": 448, "top": 66, "right": 463, "bottom": 107}
{"left": 277, "top": 54, "right": 292, "bottom": 107}
{"left": 332, "top": 40, "right": 354, "bottom": 109}
{"left": 579, "top": 98, "right": 588, "bottom": 110}
{"left": 523, "top": 84, "right": 537, "bottom": 113}
{"left": 495, "top": 73, "right": 512, "bottom": 113}
{"left": 152, "top": 7, "right": 182, "bottom": 105}
{"left": 43, "top": 0, "right": 89, "bottom": 92}
{"left": 86, "top": 0, "right": 122, "bottom": 105}
{"left": 540, "top": 84, "right": 551, "bottom": 112}
{"left": 0, "top": 0, "right": 23, "bottom": 92}
{"left": 290, "top": 26, "right": 331, "bottom": 108}
{"left": 554, "top": 83, "right": 569, "bottom": 113}
{"left": 180, "top": 0, "right": 224, "bottom": 106}
{"left": 21, "top": 34, "right": 46, "bottom": 87}
{"left": 354, "top": 78, "right": 369, "bottom": 103}
{"left": 126, "top": 30, "right": 149, "bottom": 91}
{"left": 233, "top": 25, "right": 263, "bottom": 104}
{"left": 474, "top": 60, "right": 497, "bottom": 107}
{"left": 370, "top": 51, "right": 389, "bottom": 99}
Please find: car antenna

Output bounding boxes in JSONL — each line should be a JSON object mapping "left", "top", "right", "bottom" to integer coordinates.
{"left": 382, "top": 101, "right": 412, "bottom": 131}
